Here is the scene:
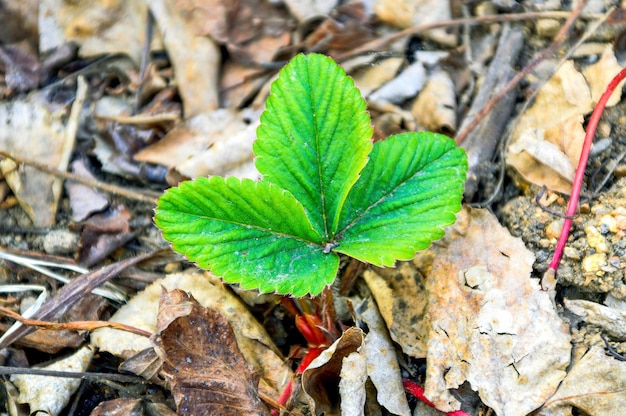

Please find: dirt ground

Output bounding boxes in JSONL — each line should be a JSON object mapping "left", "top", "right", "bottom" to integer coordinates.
{"left": 1, "top": 1, "right": 626, "bottom": 415}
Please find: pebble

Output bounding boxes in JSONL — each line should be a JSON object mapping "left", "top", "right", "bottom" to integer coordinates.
{"left": 585, "top": 225, "right": 609, "bottom": 253}
{"left": 536, "top": 19, "right": 560, "bottom": 39}
{"left": 545, "top": 219, "right": 563, "bottom": 240}
{"left": 42, "top": 230, "right": 79, "bottom": 255}
{"left": 582, "top": 253, "right": 607, "bottom": 274}
{"left": 599, "top": 214, "right": 618, "bottom": 233}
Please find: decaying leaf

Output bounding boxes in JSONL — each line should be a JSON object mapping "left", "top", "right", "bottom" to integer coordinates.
{"left": 11, "top": 345, "right": 94, "bottom": 416}
{"left": 133, "top": 109, "right": 258, "bottom": 182}
{"left": 411, "top": 69, "right": 456, "bottom": 133}
{"left": 153, "top": 289, "right": 270, "bottom": 416}
{"left": 359, "top": 299, "right": 411, "bottom": 416}
{"left": 538, "top": 345, "right": 626, "bottom": 415}
{"left": 565, "top": 298, "right": 626, "bottom": 340}
{"left": 506, "top": 46, "right": 624, "bottom": 193}
{"left": 362, "top": 262, "right": 429, "bottom": 358}
{"left": 148, "top": 0, "right": 220, "bottom": 117}
{"left": 39, "top": 0, "right": 147, "bottom": 61}
{"left": 65, "top": 159, "right": 109, "bottom": 222}
{"left": 90, "top": 270, "right": 290, "bottom": 396}
{"left": 338, "top": 352, "right": 368, "bottom": 416}
{"left": 423, "top": 207, "right": 571, "bottom": 415}
{"left": 303, "top": 327, "right": 365, "bottom": 416}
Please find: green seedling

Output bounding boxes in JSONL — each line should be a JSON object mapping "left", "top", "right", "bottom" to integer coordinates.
{"left": 154, "top": 53, "right": 468, "bottom": 297}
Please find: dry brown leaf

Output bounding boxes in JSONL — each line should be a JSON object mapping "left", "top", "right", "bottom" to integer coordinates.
{"left": 153, "top": 289, "right": 270, "bottom": 416}
{"left": 90, "top": 270, "right": 290, "bottom": 396}
{"left": 423, "top": 207, "right": 571, "bottom": 415}
{"left": 374, "top": 0, "right": 455, "bottom": 46}
{"left": 362, "top": 263, "right": 429, "bottom": 358}
{"left": 538, "top": 345, "right": 626, "bottom": 415}
{"left": 302, "top": 327, "right": 365, "bottom": 416}
{"left": 0, "top": 83, "right": 83, "bottom": 227}
{"left": 133, "top": 109, "right": 258, "bottom": 182}
{"left": 148, "top": 0, "right": 220, "bottom": 117}
{"left": 351, "top": 57, "right": 404, "bottom": 98}
{"left": 39, "top": 0, "right": 148, "bottom": 62}
{"left": 411, "top": 69, "right": 456, "bottom": 133}
{"left": 506, "top": 46, "right": 624, "bottom": 193}
{"left": 283, "top": 0, "right": 338, "bottom": 21}
{"left": 65, "top": 160, "right": 109, "bottom": 222}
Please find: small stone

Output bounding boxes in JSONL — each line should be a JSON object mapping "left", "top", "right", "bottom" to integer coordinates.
{"left": 42, "top": 230, "right": 79, "bottom": 255}
{"left": 564, "top": 247, "right": 581, "bottom": 260}
{"left": 536, "top": 19, "right": 560, "bottom": 39}
{"left": 582, "top": 253, "right": 607, "bottom": 274}
{"left": 164, "top": 262, "right": 183, "bottom": 273}
{"left": 585, "top": 225, "right": 609, "bottom": 253}
{"left": 545, "top": 219, "right": 563, "bottom": 240}
{"left": 600, "top": 214, "right": 619, "bottom": 233}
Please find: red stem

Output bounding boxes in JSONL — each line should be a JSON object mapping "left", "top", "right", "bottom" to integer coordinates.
{"left": 403, "top": 379, "right": 470, "bottom": 416}
{"left": 548, "top": 67, "right": 626, "bottom": 272}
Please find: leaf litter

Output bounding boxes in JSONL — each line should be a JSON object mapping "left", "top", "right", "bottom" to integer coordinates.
{"left": 2, "top": 1, "right": 626, "bottom": 415}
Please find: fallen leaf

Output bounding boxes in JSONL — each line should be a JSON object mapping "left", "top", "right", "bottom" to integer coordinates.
{"left": 302, "top": 327, "right": 365, "bottom": 416}
{"left": 506, "top": 46, "right": 625, "bottom": 193}
{"left": 363, "top": 262, "right": 429, "bottom": 358}
{"left": 538, "top": 345, "right": 626, "bottom": 415}
{"left": 90, "top": 270, "right": 290, "bottom": 396}
{"left": 153, "top": 289, "right": 270, "bottom": 416}
{"left": 148, "top": 0, "right": 220, "bottom": 117}
{"left": 359, "top": 298, "right": 411, "bottom": 416}
{"left": 411, "top": 69, "right": 457, "bottom": 133}
{"left": 565, "top": 298, "right": 626, "bottom": 340}
{"left": 424, "top": 207, "right": 571, "bottom": 415}
{"left": 65, "top": 159, "right": 109, "bottom": 222}
{"left": 10, "top": 345, "right": 94, "bottom": 416}
{"left": 338, "top": 352, "right": 368, "bottom": 416}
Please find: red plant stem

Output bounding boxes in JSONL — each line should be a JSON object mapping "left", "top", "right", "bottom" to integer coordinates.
{"left": 403, "top": 379, "right": 470, "bottom": 416}
{"left": 548, "top": 67, "right": 626, "bottom": 272}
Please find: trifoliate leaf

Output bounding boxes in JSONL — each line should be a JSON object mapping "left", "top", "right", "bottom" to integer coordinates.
{"left": 155, "top": 177, "right": 339, "bottom": 296}
{"left": 335, "top": 132, "right": 467, "bottom": 266}
{"left": 255, "top": 53, "right": 373, "bottom": 240}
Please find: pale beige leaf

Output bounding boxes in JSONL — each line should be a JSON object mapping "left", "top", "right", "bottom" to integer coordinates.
{"left": 147, "top": 0, "right": 219, "bottom": 117}
{"left": 363, "top": 263, "right": 428, "bottom": 358}
{"left": 565, "top": 298, "right": 626, "bottom": 340}
{"left": 339, "top": 352, "right": 367, "bottom": 416}
{"left": 424, "top": 207, "right": 571, "bottom": 415}
{"left": 539, "top": 346, "right": 626, "bottom": 415}
{"left": 360, "top": 299, "right": 411, "bottom": 416}
{"left": 90, "top": 270, "right": 290, "bottom": 395}
{"left": 411, "top": 69, "right": 456, "bottom": 133}
{"left": 11, "top": 345, "right": 94, "bottom": 416}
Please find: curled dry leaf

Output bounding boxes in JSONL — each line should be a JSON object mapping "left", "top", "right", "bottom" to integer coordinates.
{"left": 90, "top": 270, "right": 289, "bottom": 396}
{"left": 538, "top": 346, "right": 626, "bottom": 415}
{"left": 359, "top": 299, "right": 411, "bottom": 416}
{"left": 302, "top": 327, "right": 365, "bottom": 416}
{"left": 424, "top": 207, "right": 571, "bottom": 415}
{"left": 506, "top": 46, "right": 624, "bottom": 193}
{"left": 153, "top": 289, "right": 270, "bottom": 416}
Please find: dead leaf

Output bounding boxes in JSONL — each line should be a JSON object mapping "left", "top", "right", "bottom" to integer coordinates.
{"left": 359, "top": 299, "right": 411, "bottom": 416}
{"left": 362, "top": 262, "right": 429, "bottom": 358}
{"left": 0, "top": 77, "right": 85, "bottom": 227}
{"left": 148, "top": 0, "right": 220, "bottom": 117}
{"left": 338, "top": 352, "right": 368, "bottom": 416}
{"left": 10, "top": 345, "right": 94, "bottom": 416}
{"left": 283, "top": 0, "right": 338, "bottom": 22}
{"left": 65, "top": 159, "right": 109, "bottom": 222}
{"left": 506, "top": 46, "right": 625, "bottom": 193}
{"left": 423, "top": 207, "right": 571, "bottom": 415}
{"left": 153, "top": 289, "right": 270, "bottom": 416}
{"left": 91, "top": 270, "right": 290, "bottom": 396}
{"left": 374, "top": 0, "right": 456, "bottom": 46}
{"left": 538, "top": 345, "right": 626, "bottom": 415}
{"left": 565, "top": 298, "right": 626, "bottom": 340}
{"left": 39, "top": 0, "right": 148, "bottom": 63}
{"left": 302, "top": 327, "right": 365, "bottom": 416}
{"left": 411, "top": 69, "right": 456, "bottom": 133}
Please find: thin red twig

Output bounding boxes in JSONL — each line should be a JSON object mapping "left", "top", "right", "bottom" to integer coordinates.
{"left": 548, "top": 67, "right": 626, "bottom": 272}
{"left": 403, "top": 379, "right": 471, "bottom": 416}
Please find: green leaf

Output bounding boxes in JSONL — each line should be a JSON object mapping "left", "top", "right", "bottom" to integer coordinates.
{"left": 155, "top": 177, "right": 339, "bottom": 297}
{"left": 254, "top": 53, "right": 373, "bottom": 240}
{"left": 335, "top": 132, "right": 467, "bottom": 266}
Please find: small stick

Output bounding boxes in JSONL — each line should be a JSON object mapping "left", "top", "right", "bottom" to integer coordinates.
{"left": 0, "top": 151, "right": 161, "bottom": 203}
